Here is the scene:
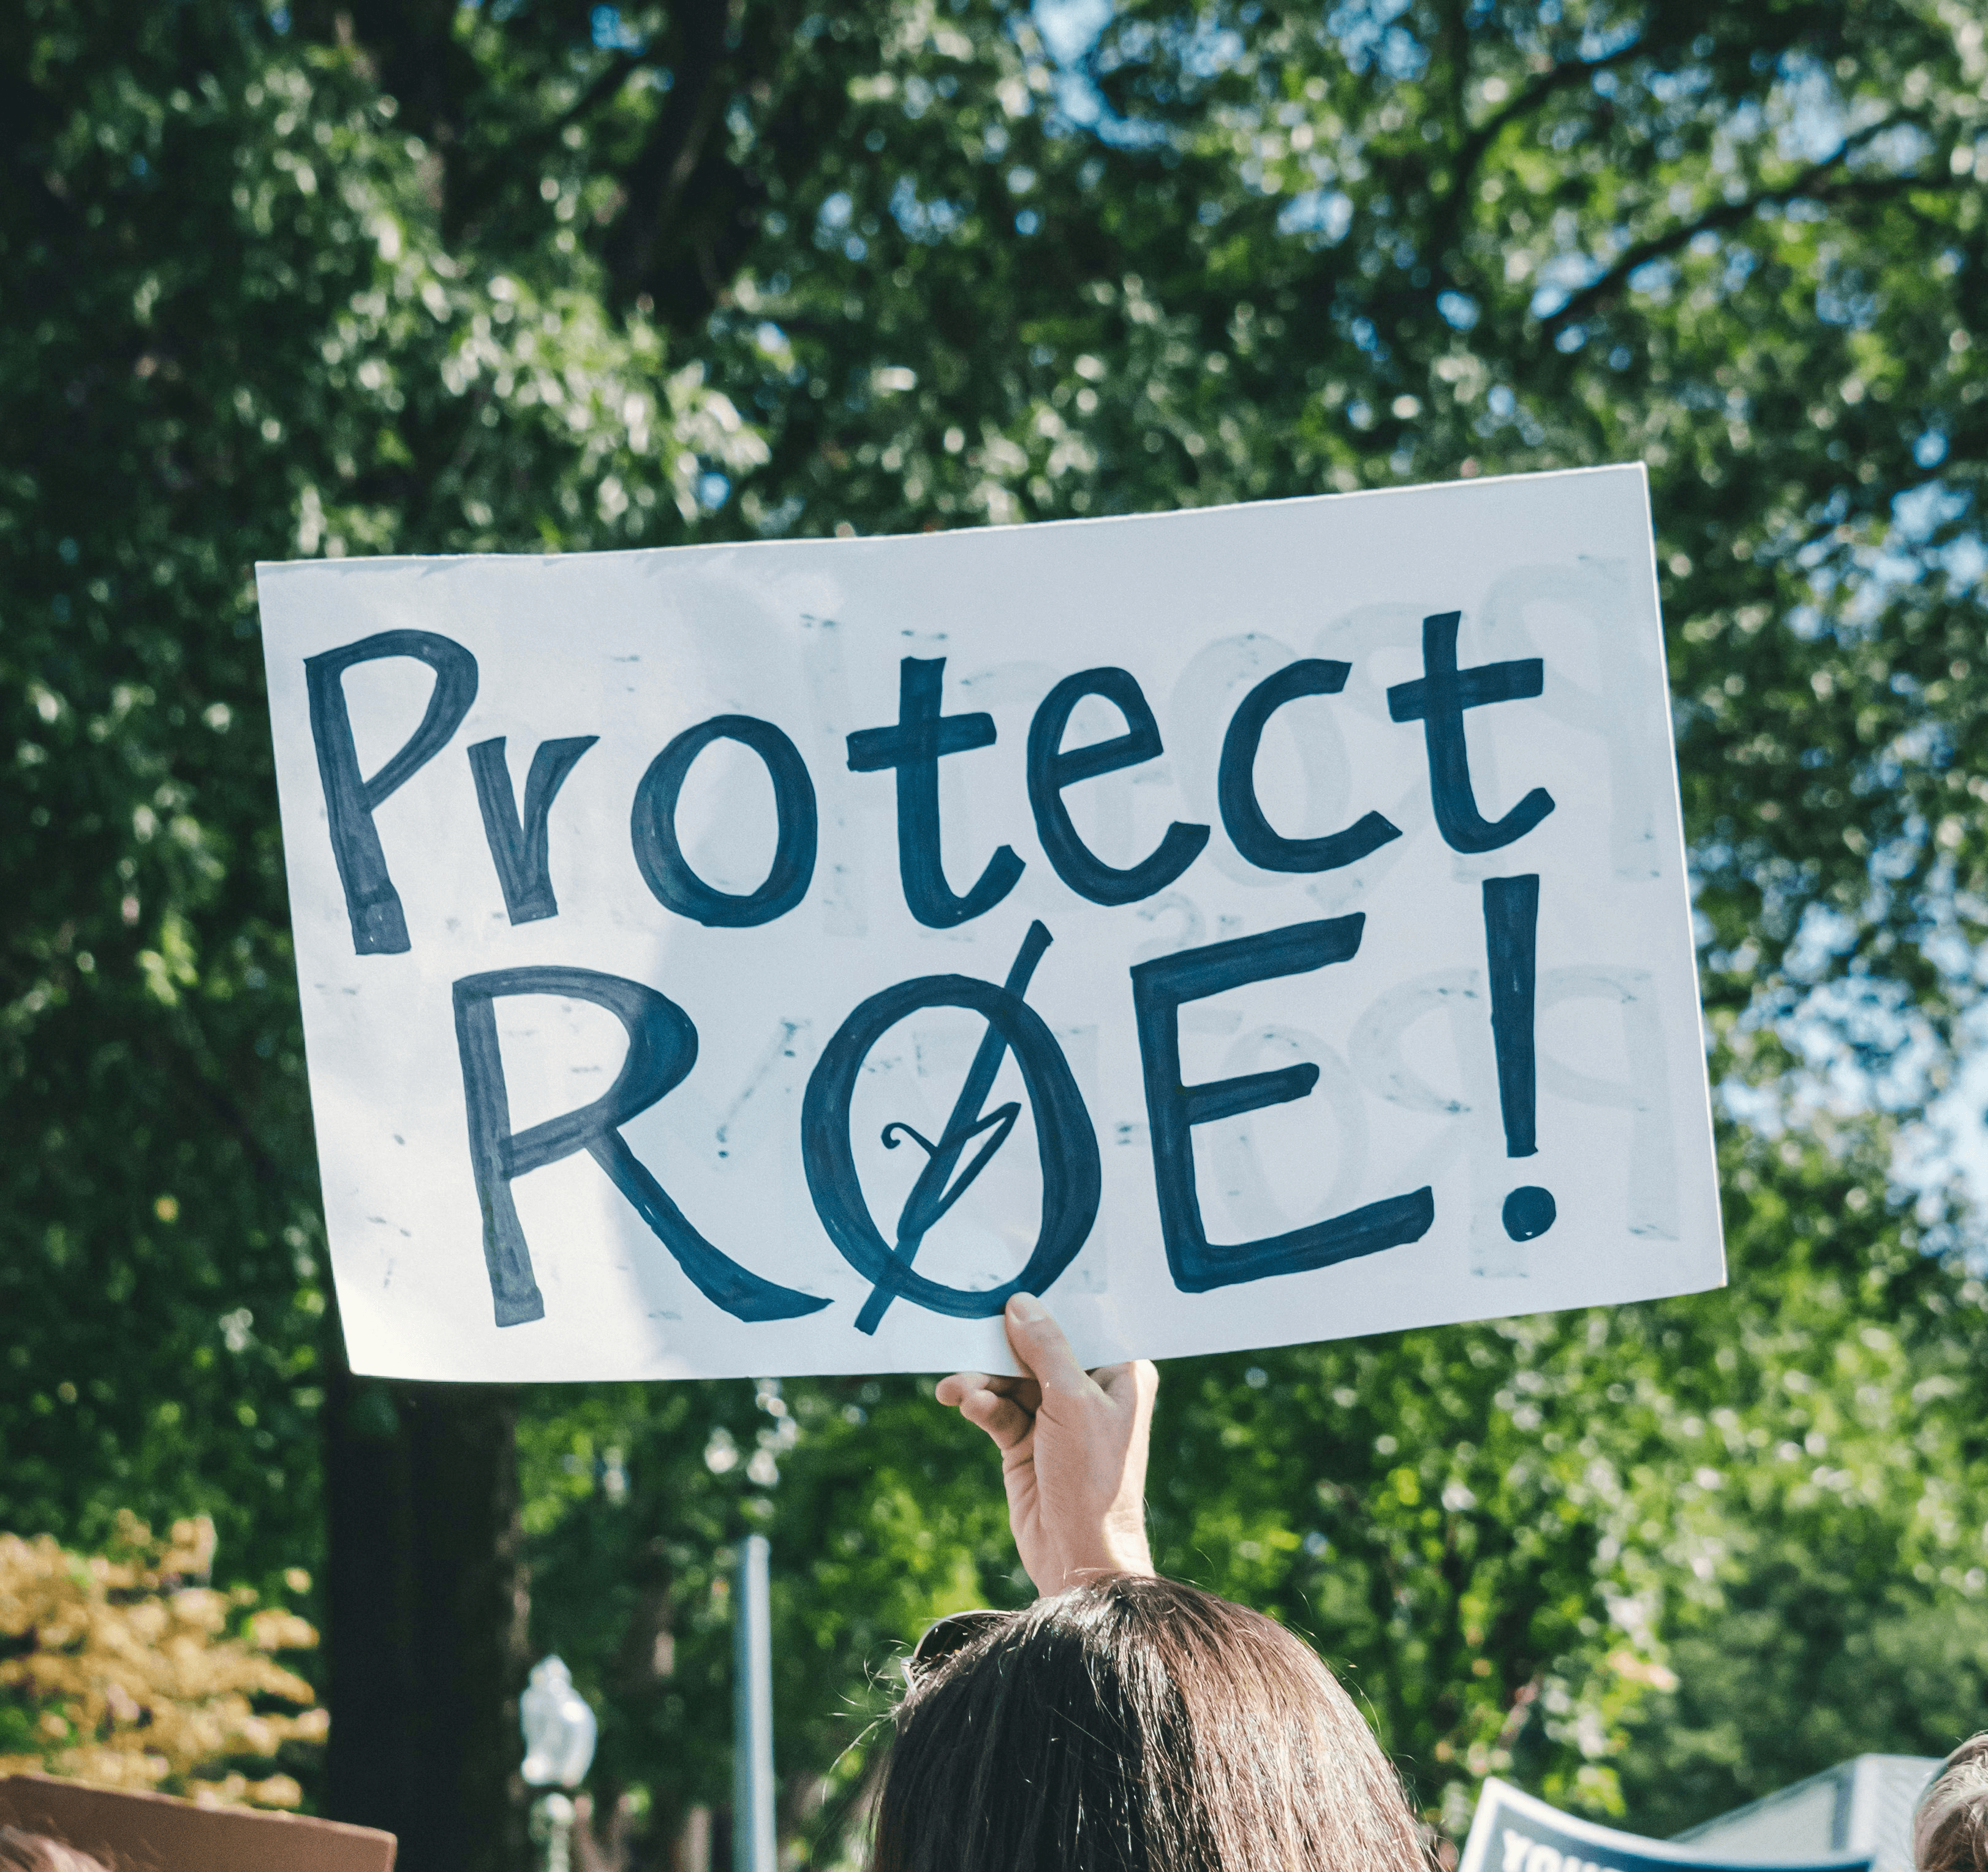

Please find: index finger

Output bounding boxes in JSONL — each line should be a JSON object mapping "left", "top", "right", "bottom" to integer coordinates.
{"left": 936, "top": 1370, "right": 992, "bottom": 1408}
{"left": 1094, "top": 1359, "right": 1157, "bottom": 1410}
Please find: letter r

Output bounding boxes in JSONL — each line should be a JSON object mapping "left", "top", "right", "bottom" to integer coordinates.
{"left": 453, "top": 966, "right": 829, "bottom": 1327}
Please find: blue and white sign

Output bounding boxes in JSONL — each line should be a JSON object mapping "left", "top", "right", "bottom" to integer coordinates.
{"left": 257, "top": 464, "right": 1723, "bottom": 1381}
{"left": 1459, "top": 1778, "right": 1872, "bottom": 1872}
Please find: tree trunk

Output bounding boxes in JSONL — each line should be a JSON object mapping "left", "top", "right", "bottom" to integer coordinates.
{"left": 323, "top": 1351, "right": 531, "bottom": 1872}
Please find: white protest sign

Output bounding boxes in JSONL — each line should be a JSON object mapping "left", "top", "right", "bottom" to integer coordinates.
{"left": 257, "top": 463, "right": 1723, "bottom": 1382}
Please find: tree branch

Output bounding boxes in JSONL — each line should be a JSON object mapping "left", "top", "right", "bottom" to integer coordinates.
{"left": 452, "top": 50, "right": 658, "bottom": 233}
{"left": 1544, "top": 115, "right": 1954, "bottom": 331}
{"left": 1424, "top": 31, "right": 1648, "bottom": 300}
{"left": 1451, "top": 34, "right": 1647, "bottom": 200}
{"left": 602, "top": 0, "right": 738, "bottom": 301}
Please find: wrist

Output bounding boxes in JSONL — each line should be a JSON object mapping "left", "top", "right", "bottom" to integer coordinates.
{"left": 1102, "top": 1503, "right": 1154, "bottom": 1577}
{"left": 1043, "top": 1527, "right": 1154, "bottom": 1596}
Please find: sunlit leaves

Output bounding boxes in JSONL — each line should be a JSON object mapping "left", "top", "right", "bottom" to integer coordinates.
{"left": 0, "top": 1513, "right": 323, "bottom": 1808}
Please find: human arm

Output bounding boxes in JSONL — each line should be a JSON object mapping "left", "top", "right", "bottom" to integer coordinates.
{"left": 934, "top": 1292, "right": 1157, "bottom": 1597}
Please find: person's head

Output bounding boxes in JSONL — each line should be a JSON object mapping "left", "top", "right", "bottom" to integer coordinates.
{"left": 0, "top": 1828, "right": 110, "bottom": 1872}
{"left": 871, "top": 1573, "right": 1426, "bottom": 1872}
{"left": 1918, "top": 1734, "right": 1988, "bottom": 1872}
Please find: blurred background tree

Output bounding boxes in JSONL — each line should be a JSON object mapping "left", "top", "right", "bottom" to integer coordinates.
{"left": 0, "top": 1514, "right": 325, "bottom": 1807}
{"left": 5, "top": 1, "right": 1987, "bottom": 1868}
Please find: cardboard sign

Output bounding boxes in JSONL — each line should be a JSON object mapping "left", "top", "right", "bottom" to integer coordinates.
{"left": 0, "top": 1773, "right": 396, "bottom": 1872}
{"left": 257, "top": 465, "right": 1723, "bottom": 1382}
{"left": 1459, "top": 1778, "right": 1871, "bottom": 1872}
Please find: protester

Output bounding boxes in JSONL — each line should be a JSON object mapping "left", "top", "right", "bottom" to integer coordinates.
{"left": 1917, "top": 1735, "right": 1988, "bottom": 1872}
{"left": 0, "top": 1831, "right": 108, "bottom": 1872}
{"left": 863, "top": 1293, "right": 1428, "bottom": 1872}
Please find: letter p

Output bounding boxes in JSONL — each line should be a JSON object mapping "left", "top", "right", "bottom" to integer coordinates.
{"left": 304, "top": 629, "right": 479, "bottom": 955}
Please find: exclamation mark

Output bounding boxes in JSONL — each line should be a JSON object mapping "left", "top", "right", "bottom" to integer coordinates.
{"left": 1483, "top": 874, "right": 1556, "bottom": 1241}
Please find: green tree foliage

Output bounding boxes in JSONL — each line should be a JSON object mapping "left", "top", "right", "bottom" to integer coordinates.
{"left": 6, "top": 0, "right": 1988, "bottom": 1865}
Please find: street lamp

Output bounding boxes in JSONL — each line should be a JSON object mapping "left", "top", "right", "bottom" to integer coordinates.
{"left": 522, "top": 1655, "right": 598, "bottom": 1872}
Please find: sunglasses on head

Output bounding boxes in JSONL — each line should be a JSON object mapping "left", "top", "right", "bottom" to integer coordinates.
{"left": 903, "top": 1608, "right": 1010, "bottom": 1687}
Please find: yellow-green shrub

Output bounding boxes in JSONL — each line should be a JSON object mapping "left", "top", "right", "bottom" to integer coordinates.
{"left": 0, "top": 1512, "right": 324, "bottom": 1808}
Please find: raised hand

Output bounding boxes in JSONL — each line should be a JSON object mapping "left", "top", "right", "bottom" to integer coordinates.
{"left": 935, "top": 1293, "right": 1157, "bottom": 1597}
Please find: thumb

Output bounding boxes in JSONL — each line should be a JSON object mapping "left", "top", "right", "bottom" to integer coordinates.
{"left": 1004, "top": 1292, "right": 1091, "bottom": 1398}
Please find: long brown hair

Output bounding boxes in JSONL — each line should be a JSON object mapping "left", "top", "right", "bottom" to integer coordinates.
{"left": 1918, "top": 1734, "right": 1988, "bottom": 1872}
{"left": 870, "top": 1574, "right": 1427, "bottom": 1872}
